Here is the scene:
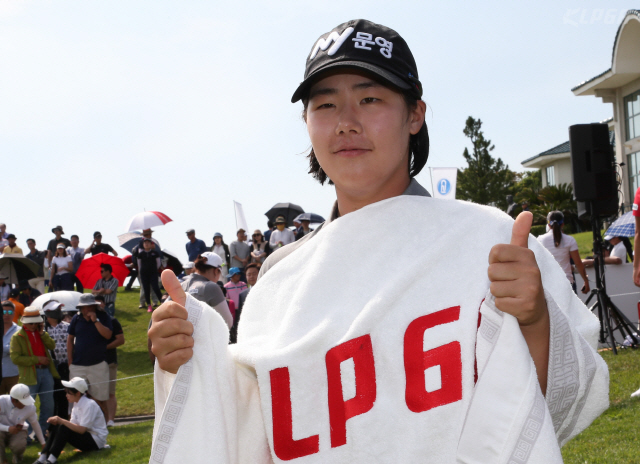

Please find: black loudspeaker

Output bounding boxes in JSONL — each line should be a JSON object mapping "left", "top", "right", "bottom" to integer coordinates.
{"left": 577, "top": 199, "right": 619, "bottom": 218}
{"left": 569, "top": 123, "right": 617, "bottom": 202}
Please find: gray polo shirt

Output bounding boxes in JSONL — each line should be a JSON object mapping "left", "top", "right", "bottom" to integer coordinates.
{"left": 259, "top": 179, "right": 430, "bottom": 277}
{"left": 181, "top": 273, "right": 226, "bottom": 308}
{"left": 229, "top": 241, "right": 251, "bottom": 269}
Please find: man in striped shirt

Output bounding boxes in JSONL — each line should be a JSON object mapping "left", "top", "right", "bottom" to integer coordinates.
{"left": 92, "top": 264, "right": 118, "bottom": 317}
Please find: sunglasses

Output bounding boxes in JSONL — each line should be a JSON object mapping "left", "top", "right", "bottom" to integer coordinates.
{"left": 2, "top": 310, "right": 13, "bottom": 315}
{"left": 252, "top": 234, "right": 261, "bottom": 237}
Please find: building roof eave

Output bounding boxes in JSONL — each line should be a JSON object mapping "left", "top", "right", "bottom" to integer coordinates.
{"left": 573, "top": 10, "right": 640, "bottom": 95}
{"left": 521, "top": 152, "right": 570, "bottom": 169}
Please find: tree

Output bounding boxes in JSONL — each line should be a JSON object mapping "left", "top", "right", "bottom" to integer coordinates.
{"left": 457, "top": 117, "right": 516, "bottom": 210}
{"left": 512, "top": 170, "right": 542, "bottom": 219}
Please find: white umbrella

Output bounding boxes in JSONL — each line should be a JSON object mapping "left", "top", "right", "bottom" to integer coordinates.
{"left": 126, "top": 211, "right": 173, "bottom": 232}
{"left": 31, "top": 291, "right": 83, "bottom": 313}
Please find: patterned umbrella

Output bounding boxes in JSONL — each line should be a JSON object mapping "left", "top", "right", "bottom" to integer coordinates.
{"left": 604, "top": 211, "right": 635, "bottom": 238}
{"left": 75, "top": 253, "right": 130, "bottom": 289}
{"left": 294, "top": 212, "right": 326, "bottom": 224}
{"left": 126, "top": 211, "right": 172, "bottom": 232}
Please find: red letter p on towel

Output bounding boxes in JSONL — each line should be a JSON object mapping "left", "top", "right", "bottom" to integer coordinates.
{"left": 326, "top": 335, "right": 377, "bottom": 448}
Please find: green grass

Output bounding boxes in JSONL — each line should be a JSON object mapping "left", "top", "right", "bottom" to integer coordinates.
{"left": 110, "top": 288, "right": 156, "bottom": 416}
{"left": 562, "top": 348, "right": 640, "bottom": 463}
{"left": 15, "top": 422, "right": 153, "bottom": 463}
{"left": 572, "top": 231, "right": 597, "bottom": 259}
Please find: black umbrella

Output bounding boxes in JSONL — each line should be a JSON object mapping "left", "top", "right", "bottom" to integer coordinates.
{"left": 0, "top": 255, "right": 39, "bottom": 285}
{"left": 265, "top": 203, "right": 305, "bottom": 228}
{"left": 162, "top": 249, "right": 184, "bottom": 276}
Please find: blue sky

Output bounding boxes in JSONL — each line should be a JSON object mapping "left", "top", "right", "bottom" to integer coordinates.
{"left": 1, "top": 1, "right": 635, "bottom": 262}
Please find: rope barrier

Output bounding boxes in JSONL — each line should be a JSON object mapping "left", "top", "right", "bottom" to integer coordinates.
{"left": 38, "top": 372, "right": 154, "bottom": 395}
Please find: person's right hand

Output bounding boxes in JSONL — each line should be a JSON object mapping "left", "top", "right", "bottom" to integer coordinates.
{"left": 8, "top": 425, "right": 20, "bottom": 435}
{"left": 634, "top": 266, "right": 640, "bottom": 287}
{"left": 581, "top": 281, "right": 590, "bottom": 294}
{"left": 148, "top": 270, "right": 194, "bottom": 374}
{"left": 37, "top": 356, "right": 50, "bottom": 365}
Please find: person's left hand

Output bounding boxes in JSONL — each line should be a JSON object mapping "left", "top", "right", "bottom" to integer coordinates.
{"left": 47, "top": 416, "right": 59, "bottom": 425}
{"left": 488, "top": 212, "right": 548, "bottom": 326}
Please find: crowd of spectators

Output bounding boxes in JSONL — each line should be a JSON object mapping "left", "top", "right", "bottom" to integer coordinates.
{"left": 0, "top": 216, "right": 308, "bottom": 461}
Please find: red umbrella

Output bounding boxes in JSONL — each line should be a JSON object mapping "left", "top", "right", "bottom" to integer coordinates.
{"left": 76, "top": 253, "right": 130, "bottom": 289}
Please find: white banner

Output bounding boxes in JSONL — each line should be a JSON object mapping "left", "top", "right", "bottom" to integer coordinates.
{"left": 233, "top": 201, "right": 248, "bottom": 233}
{"left": 431, "top": 167, "right": 458, "bottom": 200}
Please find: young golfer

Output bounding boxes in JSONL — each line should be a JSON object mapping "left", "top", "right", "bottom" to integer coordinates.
{"left": 149, "top": 19, "right": 608, "bottom": 463}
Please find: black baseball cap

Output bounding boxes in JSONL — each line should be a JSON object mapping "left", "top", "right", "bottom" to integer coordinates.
{"left": 93, "top": 231, "right": 102, "bottom": 238}
{"left": 291, "top": 19, "right": 422, "bottom": 103}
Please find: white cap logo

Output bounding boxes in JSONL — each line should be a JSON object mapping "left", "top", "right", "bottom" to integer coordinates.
{"left": 309, "top": 27, "right": 354, "bottom": 60}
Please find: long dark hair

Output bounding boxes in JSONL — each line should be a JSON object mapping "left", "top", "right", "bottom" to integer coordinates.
{"left": 547, "top": 211, "right": 564, "bottom": 247}
{"left": 301, "top": 88, "right": 429, "bottom": 185}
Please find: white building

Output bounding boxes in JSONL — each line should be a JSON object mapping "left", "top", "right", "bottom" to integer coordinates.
{"left": 572, "top": 9, "right": 640, "bottom": 209}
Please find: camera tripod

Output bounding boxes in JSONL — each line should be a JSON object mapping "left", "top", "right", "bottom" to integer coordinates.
{"left": 584, "top": 212, "right": 639, "bottom": 354}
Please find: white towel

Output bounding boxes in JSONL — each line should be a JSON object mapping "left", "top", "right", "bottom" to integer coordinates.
{"left": 151, "top": 196, "right": 608, "bottom": 464}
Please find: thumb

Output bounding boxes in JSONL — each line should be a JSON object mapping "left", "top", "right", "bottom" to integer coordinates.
{"left": 161, "top": 269, "right": 186, "bottom": 306}
{"left": 510, "top": 211, "right": 533, "bottom": 248}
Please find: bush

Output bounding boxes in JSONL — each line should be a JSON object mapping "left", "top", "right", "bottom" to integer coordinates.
{"left": 530, "top": 225, "right": 547, "bottom": 237}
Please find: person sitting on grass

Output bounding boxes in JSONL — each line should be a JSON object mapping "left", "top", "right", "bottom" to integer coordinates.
{"left": 0, "top": 383, "right": 46, "bottom": 464}
{"left": 34, "top": 377, "right": 108, "bottom": 463}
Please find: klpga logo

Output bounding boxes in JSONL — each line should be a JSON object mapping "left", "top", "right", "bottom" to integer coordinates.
{"left": 438, "top": 179, "right": 451, "bottom": 196}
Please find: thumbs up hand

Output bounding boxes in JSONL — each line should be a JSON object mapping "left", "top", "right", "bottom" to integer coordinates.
{"left": 488, "top": 212, "right": 548, "bottom": 327}
{"left": 148, "top": 270, "right": 194, "bottom": 374}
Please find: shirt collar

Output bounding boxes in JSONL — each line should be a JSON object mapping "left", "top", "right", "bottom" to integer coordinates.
{"left": 327, "top": 178, "right": 431, "bottom": 223}
{"left": 189, "top": 273, "right": 209, "bottom": 283}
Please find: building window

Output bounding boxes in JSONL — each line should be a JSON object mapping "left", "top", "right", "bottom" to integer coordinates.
{"left": 625, "top": 89, "right": 640, "bottom": 141}
{"left": 546, "top": 165, "right": 555, "bottom": 186}
{"left": 628, "top": 151, "right": 640, "bottom": 199}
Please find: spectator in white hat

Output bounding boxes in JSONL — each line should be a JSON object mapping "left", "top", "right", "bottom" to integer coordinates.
{"left": 582, "top": 234, "right": 627, "bottom": 267}
{"left": 179, "top": 262, "right": 195, "bottom": 282}
{"left": 10, "top": 308, "right": 58, "bottom": 436}
{"left": 0, "top": 383, "right": 45, "bottom": 463}
{"left": 181, "top": 253, "right": 232, "bottom": 328}
{"left": 35, "top": 377, "right": 108, "bottom": 463}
